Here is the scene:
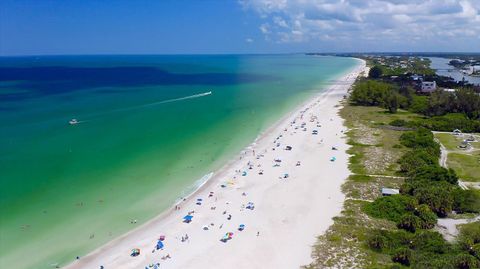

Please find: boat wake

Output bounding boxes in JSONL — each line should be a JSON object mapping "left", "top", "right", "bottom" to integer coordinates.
{"left": 71, "top": 91, "right": 212, "bottom": 124}
{"left": 140, "top": 91, "right": 212, "bottom": 108}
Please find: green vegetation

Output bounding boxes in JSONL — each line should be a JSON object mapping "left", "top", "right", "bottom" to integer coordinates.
{"left": 432, "top": 132, "right": 480, "bottom": 182}
{"left": 309, "top": 59, "right": 480, "bottom": 268}
{"left": 361, "top": 127, "right": 479, "bottom": 267}
{"left": 448, "top": 153, "right": 480, "bottom": 182}
{"left": 363, "top": 195, "right": 418, "bottom": 223}
{"left": 435, "top": 133, "right": 464, "bottom": 151}
{"left": 307, "top": 103, "right": 409, "bottom": 268}
{"left": 369, "top": 65, "right": 383, "bottom": 78}
{"left": 365, "top": 56, "right": 435, "bottom": 76}
{"left": 414, "top": 114, "right": 480, "bottom": 133}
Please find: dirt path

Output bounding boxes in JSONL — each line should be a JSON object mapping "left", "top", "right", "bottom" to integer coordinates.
{"left": 433, "top": 133, "right": 469, "bottom": 190}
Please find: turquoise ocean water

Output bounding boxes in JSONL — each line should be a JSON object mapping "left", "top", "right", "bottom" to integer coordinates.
{"left": 0, "top": 55, "right": 358, "bottom": 268}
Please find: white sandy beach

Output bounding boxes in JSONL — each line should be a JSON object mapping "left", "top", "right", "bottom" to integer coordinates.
{"left": 66, "top": 60, "right": 366, "bottom": 269}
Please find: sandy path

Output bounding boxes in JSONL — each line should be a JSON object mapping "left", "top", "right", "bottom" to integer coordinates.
{"left": 66, "top": 60, "right": 366, "bottom": 269}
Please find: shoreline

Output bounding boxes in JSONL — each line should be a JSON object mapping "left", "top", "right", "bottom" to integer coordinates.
{"left": 65, "top": 59, "right": 366, "bottom": 269}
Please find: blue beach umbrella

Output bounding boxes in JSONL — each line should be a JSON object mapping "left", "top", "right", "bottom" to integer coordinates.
{"left": 156, "top": 240, "right": 164, "bottom": 250}
{"left": 183, "top": 215, "right": 193, "bottom": 223}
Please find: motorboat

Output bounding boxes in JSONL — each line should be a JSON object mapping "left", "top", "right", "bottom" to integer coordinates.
{"left": 69, "top": 119, "right": 79, "bottom": 125}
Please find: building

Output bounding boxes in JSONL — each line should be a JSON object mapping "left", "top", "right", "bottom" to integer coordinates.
{"left": 381, "top": 188, "right": 400, "bottom": 196}
{"left": 411, "top": 74, "right": 423, "bottom": 81}
{"left": 421, "top": 81, "right": 437, "bottom": 93}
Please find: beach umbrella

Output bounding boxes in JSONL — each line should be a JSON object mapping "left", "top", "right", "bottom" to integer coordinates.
{"left": 131, "top": 248, "right": 140, "bottom": 257}
{"left": 156, "top": 240, "right": 164, "bottom": 250}
{"left": 183, "top": 215, "right": 193, "bottom": 223}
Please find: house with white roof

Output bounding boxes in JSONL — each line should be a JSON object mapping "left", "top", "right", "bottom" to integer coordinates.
{"left": 421, "top": 81, "right": 437, "bottom": 93}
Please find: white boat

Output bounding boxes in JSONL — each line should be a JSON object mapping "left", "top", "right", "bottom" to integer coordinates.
{"left": 69, "top": 119, "right": 79, "bottom": 125}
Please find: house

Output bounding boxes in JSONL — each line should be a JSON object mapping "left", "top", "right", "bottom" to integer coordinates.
{"left": 381, "top": 188, "right": 400, "bottom": 196}
{"left": 411, "top": 74, "right": 423, "bottom": 81}
{"left": 421, "top": 81, "right": 437, "bottom": 93}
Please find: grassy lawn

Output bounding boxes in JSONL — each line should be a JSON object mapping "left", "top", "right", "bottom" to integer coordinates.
{"left": 435, "top": 133, "right": 463, "bottom": 151}
{"left": 435, "top": 132, "right": 480, "bottom": 151}
{"left": 447, "top": 152, "right": 480, "bottom": 182}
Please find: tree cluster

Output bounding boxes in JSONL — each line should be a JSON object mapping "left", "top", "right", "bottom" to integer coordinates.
{"left": 362, "top": 127, "right": 480, "bottom": 267}
{"left": 350, "top": 80, "right": 407, "bottom": 113}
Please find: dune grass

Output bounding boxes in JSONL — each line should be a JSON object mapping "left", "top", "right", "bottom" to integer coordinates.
{"left": 307, "top": 103, "right": 409, "bottom": 268}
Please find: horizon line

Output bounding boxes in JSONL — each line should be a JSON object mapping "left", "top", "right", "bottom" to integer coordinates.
{"left": 1, "top": 51, "right": 480, "bottom": 57}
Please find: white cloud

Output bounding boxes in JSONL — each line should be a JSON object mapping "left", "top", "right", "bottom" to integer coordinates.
{"left": 273, "top": 16, "right": 288, "bottom": 27}
{"left": 240, "top": 0, "right": 480, "bottom": 50}
{"left": 259, "top": 23, "right": 271, "bottom": 34}
{"left": 246, "top": 38, "right": 254, "bottom": 43}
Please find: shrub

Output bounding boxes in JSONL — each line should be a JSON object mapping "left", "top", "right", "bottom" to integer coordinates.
{"left": 458, "top": 222, "right": 480, "bottom": 247}
{"left": 411, "top": 230, "right": 448, "bottom": 254}
{"left": 415, "top": 204, "right": 438, "bottom": 229}
{"left": 367, "top": 233, "right": 387, "bottom": 250}
{"left": 386, "top": 229, "right": 414, "bottom": 250}
{"left": 392, "top": 247, "right": 412, "bottom": 266}
{"left": 389, "top": 119, "right": 407, "bottom": 127}
{"left": 397, "top": 213, "right": 421, "bottom": 232}
{"left": 414, "top": 113, "right": 480, "bottom": 133}
{"left": 472, "top": 244, "right": 480, "bottom": 259}
{"left": 398, "top": 150, "right": 438, "bottom": 174}
{"left": 413, "top": 181, "right": 456, "bottom": 217}
{"left": 412, "top": 255, "right": 455, "bottom": 269}
{"left": 453, "top": 189, "right": 480, "bottom": 213}
{"left": 453, "top": 254, "right": 479, "bottom": 269}
{"left": 399, "top": 128, "right": 440, "bottom": 156}
{"left": 412, "top": 166, "right": 458, "bottom": 185}
{"left": 363, "top": 195, "right": 417, "bottom": 222}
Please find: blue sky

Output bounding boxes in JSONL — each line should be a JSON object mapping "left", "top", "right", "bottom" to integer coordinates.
{"left": 1, "top": 0, "right": 479, "bottom": 55}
